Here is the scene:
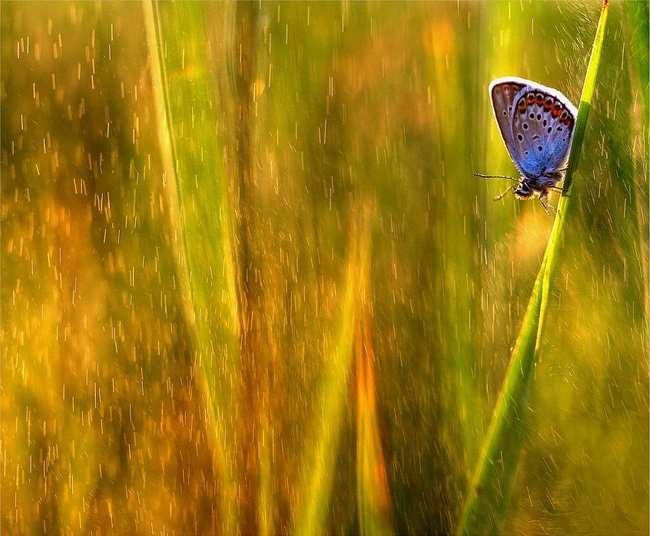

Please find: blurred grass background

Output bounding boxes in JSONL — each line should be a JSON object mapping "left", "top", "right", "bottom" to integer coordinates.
{"left": 1, "top": 1, "right": 647, "bottom": 534}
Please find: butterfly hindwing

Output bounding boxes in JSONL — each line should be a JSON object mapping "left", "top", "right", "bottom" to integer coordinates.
{"left": 511, "top": 85, "right": 577, "bottom": 179}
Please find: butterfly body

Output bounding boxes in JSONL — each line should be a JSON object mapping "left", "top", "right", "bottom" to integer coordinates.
{"left": 483, "top": 77, "right": 578, "bottom": 210}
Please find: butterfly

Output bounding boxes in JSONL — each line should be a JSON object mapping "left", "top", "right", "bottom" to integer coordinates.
{"left": 476, "top": 77, "right": 578, "bottom": 213}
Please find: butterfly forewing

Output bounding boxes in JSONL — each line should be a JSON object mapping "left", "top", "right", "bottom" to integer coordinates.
{"left": 489, "top": 79, "right": 527, "bottom": 175}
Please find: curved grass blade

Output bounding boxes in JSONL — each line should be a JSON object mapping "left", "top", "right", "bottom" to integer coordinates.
{"left": 143, "top": 2, "right": 241, "bottom": 533}
{"left": 356, "top": 289, "right": 395, "bottom": 536}
{"left": 457, "top": 2, "right": 610, "bottom": 534}
{"left": 350, "top": 203, "right": 395, "bottom": 536}
{"left": 293, "top": 222, "right": 370, "bottom": 535}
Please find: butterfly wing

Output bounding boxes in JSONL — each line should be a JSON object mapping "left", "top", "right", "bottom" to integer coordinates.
{"left": 489, "top": 78, "right": 528, "bottom": 176}
{"left": 511, "top": 83, "right": 577, "bottom": 179}
{"left": 489, "top": 77, "right": 578, "bottom": 182}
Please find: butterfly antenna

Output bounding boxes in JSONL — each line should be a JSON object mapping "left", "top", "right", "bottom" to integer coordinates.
{"left": 493, "top": 185, "right": 517, "bottom": 202}
{"left": 474, "top": 173, "right": 519, "bottom": 182}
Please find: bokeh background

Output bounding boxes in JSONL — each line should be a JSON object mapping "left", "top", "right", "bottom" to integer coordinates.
{"left": 2, "top": 1, "right": 647, "bottom": 534}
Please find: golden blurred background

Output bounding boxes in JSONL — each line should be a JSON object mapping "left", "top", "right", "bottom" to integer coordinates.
{"left": 2, "top": 2, "right": 647, "bottom": 534}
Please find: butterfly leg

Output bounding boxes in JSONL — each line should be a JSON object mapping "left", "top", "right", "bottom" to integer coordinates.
{"left": 537, "top": 194, "right": 556, "bottom": 215}
{"left": 493, "top": 185, "right": 517, "bottom": 202}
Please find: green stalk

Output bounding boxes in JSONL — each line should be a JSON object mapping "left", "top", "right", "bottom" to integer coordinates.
{"left": 456, "top": 1, "right": 610, "bottom": 534}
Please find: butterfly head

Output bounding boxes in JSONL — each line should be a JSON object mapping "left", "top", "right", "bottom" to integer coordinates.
{"left": 513, "top": 179, "right": 535, "bottom": 200}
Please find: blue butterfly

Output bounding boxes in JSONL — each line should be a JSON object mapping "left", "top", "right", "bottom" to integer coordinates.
{"left": 477, "top": 77, "right": 578, "bottom": 213}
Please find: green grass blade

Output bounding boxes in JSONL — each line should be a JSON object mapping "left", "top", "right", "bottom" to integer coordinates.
{"left": 143, "top": 2, "right": 241, "bottom": 532}
{"left": 456, "top": 2, "right": 610, "bottom": 534}
{"left": 293, "top": 230, "right": 368, "bottom": 535}
{"left": 356, "top": 303, "right": 395, "bottom": 536}
{"left": 624, "top": 0, "right": 649, "bottom": 322}
{"left": 353, "top": 205, "right": 395, "bottom": 536}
